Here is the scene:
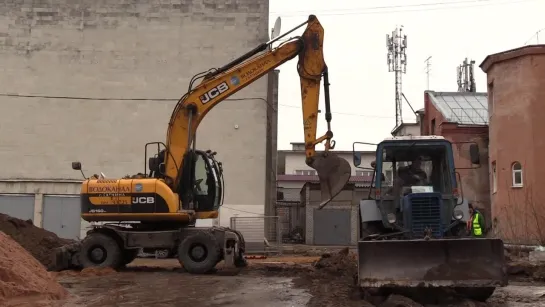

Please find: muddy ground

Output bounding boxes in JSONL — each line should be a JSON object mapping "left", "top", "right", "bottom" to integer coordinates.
{"left": 52, "top": 257, "right": 545, "bottom": 307}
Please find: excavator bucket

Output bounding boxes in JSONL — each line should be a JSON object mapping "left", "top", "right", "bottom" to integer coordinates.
{"left": 358, "top": 238, "right": 508, "bottom": 288}
{"left": 309, "top": 152, "right": 352, "bottom": 208}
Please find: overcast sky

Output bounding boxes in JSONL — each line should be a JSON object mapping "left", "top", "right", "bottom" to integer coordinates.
{"left": 268, "top": 0, "right": 543, "bottom": 151}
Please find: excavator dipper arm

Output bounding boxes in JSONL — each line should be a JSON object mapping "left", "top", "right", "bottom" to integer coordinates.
{"left": 164, "top": 15, "right": 351, "bottom": 207}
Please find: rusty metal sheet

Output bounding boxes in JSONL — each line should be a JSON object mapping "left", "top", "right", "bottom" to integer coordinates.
{"left": 358, "top": 238, "right": 508, "bottom": 288}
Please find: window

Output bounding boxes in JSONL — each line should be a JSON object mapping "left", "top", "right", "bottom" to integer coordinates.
{"left": 384, "top": 169, "right": 393, "bottom": 184}
{"left": 378, "top": 143, "right": 450, "bottom": 194}
{"left": 431, "top": 118, "right": 436, "bottom": 135}
{"left": 355, "top": 170, "right": 372, "bottom": 177}
{"left": 294, "top": 169, "right": 316, "bottom": 176}
{"left": 511, "top": 162, "right": 523, "bottom": 187}
{"left": 492, "top": 161, "right": 497, "bottom": 193}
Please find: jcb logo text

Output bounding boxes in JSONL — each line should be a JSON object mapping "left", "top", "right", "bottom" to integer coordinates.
{"left": 199, "top": 82, "right": 229, "bottom": 104}
{"left": 132, "top": 197, "right": 155, "bottom": 204}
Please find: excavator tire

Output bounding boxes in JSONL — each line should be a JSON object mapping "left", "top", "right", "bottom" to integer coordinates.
{"left": 177, "top": 231, "right": 221, "bottom": 274}
{"left": 121, "top": 249, "right": 140, "bottom": 266}
{"left": 235, "top": 255, "right": 248, "bottom": 268}
{"left": 80, "top": 233, "right": 123, "bottom": 269}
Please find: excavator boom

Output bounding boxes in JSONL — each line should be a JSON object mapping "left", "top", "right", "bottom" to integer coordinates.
{"left": 164, "top": 15, "right": 351, "bottom": 206}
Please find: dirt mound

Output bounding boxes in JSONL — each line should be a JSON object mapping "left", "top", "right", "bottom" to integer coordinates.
{"left": 0, "top": 214, "right": 74, "bottom": 269}
{"left": 0, "top": 231, "right": 68, "bottom": 305}
{"left": 506, "top": 259, "right": 545, "bottom": 281}
{"left": 313, "top": 247, "right": 357, "bottom": 278}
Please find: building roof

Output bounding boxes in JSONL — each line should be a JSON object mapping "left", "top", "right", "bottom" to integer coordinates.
{"left": 480, "top": 44, "right": 545, "bottom": 73}
{"left": 426, "top": 91, "right": 488, "bottom": 126}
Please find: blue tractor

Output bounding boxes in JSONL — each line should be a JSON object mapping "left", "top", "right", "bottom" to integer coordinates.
{"left": 352, "top": 136, "right": 507, "bottom": 302}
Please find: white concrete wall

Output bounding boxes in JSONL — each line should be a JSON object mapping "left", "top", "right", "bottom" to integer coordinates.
{"left": 394, "top": 124, "right": 421, "bottom": 137}
{"left": 284, "top": 152, "right": 376, "bottom": 175}
{"left": 0, "top": 1, "right": 271, "bottom": 230}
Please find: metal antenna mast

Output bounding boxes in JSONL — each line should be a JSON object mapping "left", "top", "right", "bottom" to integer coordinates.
{"left": 387, "top": 26, "right": 407, "bottom": 128}
{"left": 457, "top": 57, "right": 476, "bottom": 93}
{"left": 424, "top": 56, "right": 432, "bottom": 90}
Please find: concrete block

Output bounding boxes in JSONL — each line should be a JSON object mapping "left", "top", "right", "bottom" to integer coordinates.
{"left": 529, "top": 250, "right": 545, "bottom": 264}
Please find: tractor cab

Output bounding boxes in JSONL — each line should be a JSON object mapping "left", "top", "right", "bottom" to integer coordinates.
{"left": 353, "top": 136, "right": 481, "bottom": 239}
{"left": 376, "top": 137, "right": 456, "bottom": 200}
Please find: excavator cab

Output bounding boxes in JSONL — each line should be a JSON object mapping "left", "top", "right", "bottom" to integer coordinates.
{"left": 181, "top": 149, "right": 224, "bottom": 212}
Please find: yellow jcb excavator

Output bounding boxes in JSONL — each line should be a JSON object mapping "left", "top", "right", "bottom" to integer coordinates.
{"left": 51, "top": 15, "right": 352, "bottom": 274}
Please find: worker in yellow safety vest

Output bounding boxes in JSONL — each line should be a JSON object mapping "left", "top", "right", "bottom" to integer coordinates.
{"left": 467, "top": 202, "right": 486, "bottom": 237}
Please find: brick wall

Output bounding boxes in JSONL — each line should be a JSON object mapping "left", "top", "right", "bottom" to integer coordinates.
{"left": 482, "top": 47, "right": 545, "bottom": 244}
{"left": 423, "top": 93, "right": 491, "bottom": 225}
{"left": 0, "top": 1, "right": 272, "bottom": 214}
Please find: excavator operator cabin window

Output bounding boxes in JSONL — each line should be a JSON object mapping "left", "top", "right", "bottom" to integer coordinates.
{"left": 194, "top": 155, "right": 209, "bottom": 196}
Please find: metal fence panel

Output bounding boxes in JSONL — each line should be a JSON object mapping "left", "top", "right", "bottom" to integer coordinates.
{"left": 230, "top": 216, "right": 282, "bottom": 255}
{"left": 276, "top": 201, "right": 305, "bottom": 244}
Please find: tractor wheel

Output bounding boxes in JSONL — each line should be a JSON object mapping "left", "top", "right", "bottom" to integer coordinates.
{"left": 80, "top": 233, "right": 123, "bottom": 269}
{"left": 177, "top": 231, "right": 221, "bottom": 274}
{"left": 455, "top": 287, "right": 496, "bottom": 302}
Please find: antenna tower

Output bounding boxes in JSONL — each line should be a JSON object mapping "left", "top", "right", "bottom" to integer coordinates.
{"left": 424, "top": 56, "right": 432, "bottom": 90}
{"left": 457, "top": 58, "right": 476, "bottom": 92}
{"left": 387, "top": 26, "right": 407, "bottom": 128}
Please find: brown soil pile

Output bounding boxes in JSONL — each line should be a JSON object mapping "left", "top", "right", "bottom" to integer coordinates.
{"left": 298, "top": 248, "right": 364, "bottom": 307}
{"left": 0, "top": 232, "right": 68, "bottom": 305}
{"left": 0, "top": 214, "right": 74, "bottom": 269}
{"left": 313, "top": 247, "right": 357, "bottom": 278}
{"left": 507, "top": 260, "right": 545, "bottom": 282}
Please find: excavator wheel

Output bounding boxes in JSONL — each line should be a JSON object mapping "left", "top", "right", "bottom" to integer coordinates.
{"left": 235, "top": 255, "right": 248, "bottom": 268}
{"left": 177, "top": 231, "right": 221, "bottom": 274}
{"left": 120, "top": 249, "right": 140, "bottom": 266}
{"left": 79, "top": 233, "right": 123, "bottom": 269}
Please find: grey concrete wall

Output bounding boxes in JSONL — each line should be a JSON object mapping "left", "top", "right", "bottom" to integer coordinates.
{"left": 0, "top": 1, "right": 272, "bottom": 211}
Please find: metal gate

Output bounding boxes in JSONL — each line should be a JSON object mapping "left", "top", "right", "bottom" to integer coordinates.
{"left": 42, "top": 195, "right": 82, "bottom": 240}
{"left": 0, "top": 194, "right": 35, "bottom": 221}
{"left": 230, "top": 216, "right": 282, "bottom": 255}
{"left": 313, "top": 209, "right": 351, "bottom": 245}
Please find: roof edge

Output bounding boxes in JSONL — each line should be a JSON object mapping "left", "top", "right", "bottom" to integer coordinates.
{"left": 480, "top": 44, "right": 545, "bottom": 73}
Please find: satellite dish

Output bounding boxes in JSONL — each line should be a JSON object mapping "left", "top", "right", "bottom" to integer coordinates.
{"left": 271, "top": 17, "right": 282, "bottom": 40}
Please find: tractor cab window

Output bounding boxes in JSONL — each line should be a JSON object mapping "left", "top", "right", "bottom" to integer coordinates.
{"left": 377, "top": 142, "right": 452, "bottom": 197}
{"left": 193, "top": 152, "right": 221, "bottom": 212}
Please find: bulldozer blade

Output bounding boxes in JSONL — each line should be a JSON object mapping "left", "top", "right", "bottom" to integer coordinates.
{"left": 309, "top": 152, "right": 351, "bottom": 209}
{"left": 358, "top": 238, "right": 508, "bottom": 288}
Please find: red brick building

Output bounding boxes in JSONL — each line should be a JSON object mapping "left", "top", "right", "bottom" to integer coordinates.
{"left": 421, "top": 91, "right": 491, "bottom": 224}
{"left": 480, "top": 45, "right": 545, "bottom": 245}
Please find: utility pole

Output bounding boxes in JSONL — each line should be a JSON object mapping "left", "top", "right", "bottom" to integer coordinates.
{"left": 424, "top": 56, "right": 432, "bottom": 90}
{"left": 457, "top": 58, "right": 476, "bottom": 92}
{"left": 387, "top": 26, "right": 407, "bottom": 128}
